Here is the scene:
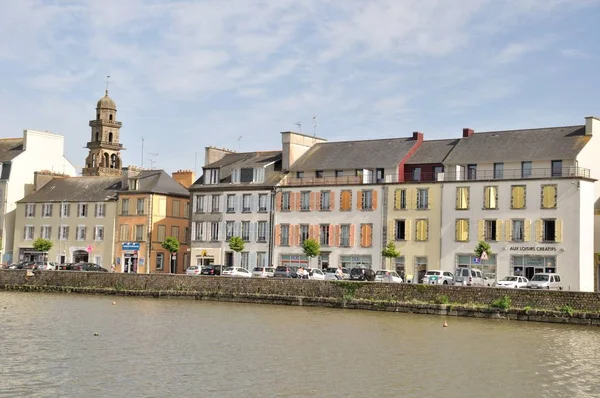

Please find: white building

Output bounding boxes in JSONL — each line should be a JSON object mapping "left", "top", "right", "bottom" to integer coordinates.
{"left": 0, "top": 130, "right": 76, "bottom": 263}
{"left": 440, "top": 119, "right": 600, "bottom": 292}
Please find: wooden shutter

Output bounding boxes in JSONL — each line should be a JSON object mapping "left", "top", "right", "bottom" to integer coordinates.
{"left": 328, "top": 225, "right": 334, "bottom": 246}
{"left": 454, "top": 220, "right": 460, "bottom": 241}
{"left": 366, "top": 224, "right": 372, "bottom": 247}
{"left": 484, "top": 187, "right": 490, "bottom": 209}
{"left": 535, "top": 219, "right": 543, "bottom": 242}
{"left": 296, "top": 192, "right": 302, "bottom": 211}
{"left": 335, "top": 225, "right": 341, "bottom": 246}
{"left": 329, "top": 192, "right": 335, "bottom": 210}
{"left": 555, "top": 219, "right": 563, "bottom": 242}
{"left": 428, "top": 189, "right": 433, "bottom": 209}
{"left": 405, "top": 219, "right": 411, "bottom": 241}
{"left": 295, "top": 225, "right": 300, "bottom": 246}
{"left": 505, "top": 219, "right": 512, "bottom": 241}
{"left": 309, "top": 192, "right": 316, "bottom": 211}
{"left": 357, "top": 190, "right": 363, "bottom": 210}
{"left": 388, "top": 220, "right": 395, "bottom": 241}
{"left": 394, "top": 189, "right": 401, "bottom": 210}
{"left": 372, "top": 190, "right": 378, "bottom": 210}
{"left": 289, "top": 225, "right": 296, "bottom": 246}
{"left": 360, "top": 224, "right": 366, "bottom": 247}
{"left": 496, "top": 220, "right": 503, "bottom": 241}
{"left": 524, "top": 219, "right": 531, "bottom": 241}
{"left": 289, "top": 192, "right": 295, "bottom": 211}
{"left": 477, "top": 220, "right": 485, "bottom": 241}
{"left": 275, "top": 225, "right": 281, "bottom": 246}
{"left": 349, "top": 224, "right": 355, "bottom": 247}
{"left": 315, "top": 225, "right": 321, "bottom": 242}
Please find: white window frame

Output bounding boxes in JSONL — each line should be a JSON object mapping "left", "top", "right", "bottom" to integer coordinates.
{"left": 94, "top": 226, "right": 104, "bottom": 241}
{"left": 76, "top": 226, "right": 86, "bottom": 241}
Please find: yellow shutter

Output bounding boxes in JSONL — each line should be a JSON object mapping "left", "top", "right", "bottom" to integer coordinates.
{"left": 496, "top": 220, "right": 503, "bottom": 242}
{"left": 477, "top": 220, "right": 485, "bottom": 241}
{"left": 489, "top": 186, "right": 497, "bottom": 209}
{"left": 555, "top": 219, "right": 563, "bottom": 242}
{"left": 455, "top": 188, "right": 461, "bottom": 209}
{"left": 484, "top": 187, "right": 490, "bottom": 209}
{"left": 506, "top": 219, "right": 512, "bottom": 241}
{"left": 454, "top": 220, "right": 460, "bottom": 241}
{"left": 512, "top": 186, "right": 525, "bottom": 209}
{"left": 394, "top": 189, "right": 401, "bottom": 210}
{"left": 388, "top": 220, "right": 395, "bottom": 241}
{"left": 415, "top": 220, "right": 421, "bottom": 240}
{"left": 535, "top": 219, "right": 543, "bottom": 242}
{"left": 423, "top": 220, "right": 428, "bottom": 240}
{"left": 542, "top": 185, "right": 556, "bottom": 208}
{"left": 405, "top": 219, "right": 411, "bottom": 241}
{"left": 524, "top": 219, "right": 531, "bottom": 241}
{"left": 428, "top": 189, "right": 433, "bottom": 209}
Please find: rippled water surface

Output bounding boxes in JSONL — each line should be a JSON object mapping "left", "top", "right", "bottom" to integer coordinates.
{"left": 1, "top": 292, "right": 600, "bottom": 397}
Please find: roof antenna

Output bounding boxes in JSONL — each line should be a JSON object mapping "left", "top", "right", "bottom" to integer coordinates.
{"left": 294, "top": 122, "right": 302, "bottom": 133}
{"left": 312, "top": 115, "right": 318, "bottom": 140}
{"left": 148, "top": 152, "right": 158, "bottom": 169}
{"left": 237, "top": 135, "right": 242, "bottom": 152}
{"left": 105, "top": 75, "right": 111, "bottom": 95}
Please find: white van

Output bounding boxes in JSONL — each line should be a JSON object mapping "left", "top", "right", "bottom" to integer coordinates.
{"left": 454, "top": 268, "right": 485, "bottom": 286}
{"left": 526, "top": 273, "right": 563, "bottom": 290}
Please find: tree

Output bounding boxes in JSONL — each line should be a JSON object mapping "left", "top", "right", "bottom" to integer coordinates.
{"left": 228, "top": 236, "right": 245, "bottom": 267}
{"left": 302, "top": 238, "right": 320, "bottom": 268}
{"left": 474, "top": 240, "right": 492, "bottom": 258}
{"left": 161, "top": 236, "right": 180, "bottom": 273}
{"left": 33, "top": 238, "right": 53, "bottom": 261}
{"left": 381, "top": 241, "right": 400, "bottom": 270}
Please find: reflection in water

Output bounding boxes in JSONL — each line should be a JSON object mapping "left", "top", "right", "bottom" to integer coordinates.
{"left": 1, "top": 292, "right": 599, "bottom": 398}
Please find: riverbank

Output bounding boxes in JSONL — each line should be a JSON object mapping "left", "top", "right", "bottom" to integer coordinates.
{"left": 2, "top": 270, "right": 600, "bottom": 326}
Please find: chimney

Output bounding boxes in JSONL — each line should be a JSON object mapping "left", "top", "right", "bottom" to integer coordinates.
{"left": 121, "top": 166, "right": 142, "bottom": 190}
{"left": 281, "top": 131, "right": 327, "bottom": 171}
{"left": 412, "top": 131, "right": 424, "bottom": 141}
{"left": 462, "top": 128, "right": 474, "bottom": 138}
{"left": 34, "top": 170, "right": 68, "bottom": 191}
{"left": 204, "top": 146, "right": 235, "bottom": 166}
{"left": 172, "top": 169, "right": 195, "bottom": 188}
{"left": 585, "top": 116, "right": 599, "bottom": 136}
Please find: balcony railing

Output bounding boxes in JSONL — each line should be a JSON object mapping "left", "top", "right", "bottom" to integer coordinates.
{"left": 279, "top": 167, "right": 590, "bottom": 186}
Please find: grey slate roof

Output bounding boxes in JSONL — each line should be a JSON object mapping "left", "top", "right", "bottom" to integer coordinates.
{"left": 192, "top": 151, "right": 283, "bottom": 189}
{"left": 405, "top": 139, "right": 460, "bottom": 164}
{"left": 126, "top": 170, "right": 189, "bottom": 197}
{"left": 18, "top": 177, "right": 122, "bottom": 203}
{"left": 0, "top": 138, "right": 24, "bottom": 162}
{"left": 289, "top": 137, "right": 418, "bottom": 171}
{"left": 444, "top": 125, "right": 589, "bottom": 164}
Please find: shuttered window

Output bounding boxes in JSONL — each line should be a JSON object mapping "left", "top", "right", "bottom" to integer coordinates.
{"left": 455, "top": 187, "right": 469, "bottom": 210}
{"left": 360, "top": 224, "right": 372, "bottom": 247}
{"left": 541, "top": 185, "right": 557, "bottom": 209}
{"left": 455, "top": 219, "right": 469, "bottom": 242}
{"left": 340, "top": 190, "right": 352, "bottom": 211}
{"left": 484, "top": 186, "right": 498, "bottom": 209}
{"left": 511, "top": 186, "right": 526, "bottom": 209}
{"left": 415, "top": 219, "right": 428, "bottom": 241}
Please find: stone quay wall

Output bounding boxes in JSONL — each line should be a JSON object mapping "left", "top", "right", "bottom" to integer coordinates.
{"left": 2, "top": 270, "right": 600, "bottom": 326}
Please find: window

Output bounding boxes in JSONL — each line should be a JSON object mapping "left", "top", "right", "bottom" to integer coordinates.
{"left": 242, "top": 194, "right": 252, "bottom": 212}
{"left": 24, "top": 226, "right": 34, "bottom": 240}
{"left": 456, "top": 187, "right": 469, "bottom": 210}
{"left": 494, "top": 163, "right": 504, "bottom": 179}
{"left": 78, "top": 203, "right": 88, "bottom": 217}
{"left": 340, "top": 255, "right": 372, "bottom": 269}
{"left": 120, "top": 225, "right": 129, "bottom": 241}
{"left": 253, "top": 167, "right": 265, "bottom": 183}
{"left": 231, "top": 169, "right": 240, "bottom": 184}
{"left": 135, "top": 225, "right": 144, "bottom": 241}
{"left": 242, "top": 221, "right": 250, "bottom": 241}
{"left": 416, "top": 188, "right": 428, "bottom": 209}
{"left": 300, "top": 191, "right": 310, "bottom": 211}
{"left": 184, "top": 227, "right": 189, "bottom": 243}
{"left": 340, "top": 190, "right": 352, "bottom": 211}
{"left": 551, "top": 160, "right": 562, "bottom": 177}
{"left": 42, "top": 203, "right": 52, "bottom": 217}
{"left": 207, "top": 169, "right": 219, "bottom": 184}
{"left": 395, "top": 256, "right": 405, "bottom": 276}
{"left": 394, "top": 189, "right": 407, "bottom": 210}
{"left": 335, "top": 170, "right": 343, "bottom": 177}
{"left": 484, "top": 186, "right": 498, "bottom": 209}
{"left": 395, "top": 220, "right": 406, "bottom": 241}
{"left": 434, "top": 166, "right": 443, "bottom": 179}
{"left": 195, "top": 195, "right": 205, "bottom": 213}
{"left": 137, "top": 199, "right": 145, "bottom": 215}
{"left": 94, "top": 226, "right": 104, "bottom": 241}
{"left": 258, "top": 221, "right": 267, "bottom": 242}
{"left": 320, "top": 224, "right": 330, "bottom": 246}
{"left": 511, "top": 186, "right": 526, "bottom": 209}
{"left": 316, "top": 170, "right": 323, "bottom": 178}
{"left": 280, "top": 225, "right": 290, "bottom": 246}
{"left": 60, "top": 203, "right": 70, "bottom": 218}
{"left": 320, "top": 191, "right": 331, "bottom": 210}
{"left": 412, "top": 167, "right": 421, "bottom": 181}
{"left": 360, "top": 224, "right": 372, "bottom": 247}
{"left": 467, "top": 164, "right": 477, "bottom": 180}
{"left": 94, "top": 203, "right": 105, "bottom": 218}
{"left": 415, "top": 219, "right": 428, "bottom": 241}
{"left": 25, "top": 204, "right": 35, "bottom": 218}
{"left": 157, "top": 225, "right": 166, "bottom": 242}
{"left": 511, "top": 220, "right": 525, "bottom": 242}
{"left": 172, "top": 200, "right": 180, "bottom": 217}
{"left": 257, "top": 252, "right": 266, "bottom": 268}
{"left": 484, "top": 220, "right": 497, "bottom": 241}
{"left": 522, "top": 161, "right": 532, "bottom": 178}
{"left": 296, "top": 171, "right": 304, "bottom": 178}
{"left": 211, "top": 195, "right": 220, "bottom": 212}
{"left": 541, "top": 185, "right": 557, "bottom": 209}
{"left": 542, "top": 219, "right": 557, "bottom": 242}
{"left": 41, "top": 226, "right": 51, "bottom": 239}
{"left": 59, "top": 225, "right": 69, "bottom": 240}
{"left": 184, "top": 202, "right": 189, "bottom": 218}
{"left": 121, "top": 199, "right": 129, "bottom": 215}
{"left": 258, "top": 194, "right": 268, "bottom": 212}
{"left": 226, "top": 221, "right": 234, "bottom": 241}
{"left": 128, "top": 178, "right": 138, "bottom": 190}
{"left": 455, "top": 219, "right": 469, "bottom": 242}
{"left": 76, "top": 226, "right": 86, "bottom": 241}
{"left": 362, "top": 190, "right": 373, "bottom": 210}
{"left": 194, "top": 222, "right": 204, "bottom": 241}
{"left": 340, "top": 224, "right": 350, "bottom": 247}
{"left": 240, "top": 252, "right": 249, "bottom": 269}
{"left": 282, "top": 192, "right": 291, "bottom": 211}
{"left": 300, "top": 224, "right": 309, "bottom": 243}
{"left": 171, "top": 226, "right": 180, "bottom": 241}
{"left": 211, "top": 222, "right": 219, "bottom": 241}
{"left": 156, "top": 253, "right": 164, "bottom": 270}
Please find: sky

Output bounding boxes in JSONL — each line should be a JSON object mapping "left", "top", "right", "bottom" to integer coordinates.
{"left": 0, "top": 0, "right": 599, "bottom": 175}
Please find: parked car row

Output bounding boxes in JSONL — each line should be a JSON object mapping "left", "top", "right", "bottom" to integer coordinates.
{"left": 3, "top": 261, "right": 107, "bottom": 272}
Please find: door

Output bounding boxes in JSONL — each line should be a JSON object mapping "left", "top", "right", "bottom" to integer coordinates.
{"left": 525, "top": 267, "right": 535, "bottom": 280}
{"left": 225, "top": 252, "right": 234, "bottom": 267}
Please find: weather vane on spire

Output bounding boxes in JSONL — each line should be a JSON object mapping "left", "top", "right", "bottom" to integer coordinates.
{"left": 105, "top": 75, "right": 111, "bottom": 95}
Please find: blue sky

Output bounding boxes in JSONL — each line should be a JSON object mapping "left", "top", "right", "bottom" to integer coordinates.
{"left": 0, "top": 0, "right": 599, "bottom": 175}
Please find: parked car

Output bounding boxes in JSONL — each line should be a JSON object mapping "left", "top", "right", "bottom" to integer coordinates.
{"left": 7, "top": 261, "right": 27, "bottom": 269}
{"left": 222, "top": 267, "right": 252, "bottom": 278}
{"left": 495, "top": 276, "right": 529, "bottom": 289}
{"left": 527, "top": 273, "right": 563, "bottom": 290}
{"left": 200, "top": 265, "right": 224, "bottom": 276}
{"left": 307, "top": 268, "right": 325, "bottom": 280}
{"left": 454, "top": 268, "right": 485, "bottom": 286}
{"left": 421, "top": 270, "right": 454, "bottom": 285}
{"left": 34, "top": 261, "right": 57, "bottom": 271}
{"left": 483, "top": 273, "right": 496, "bottom": 287}
{"left": 186, "top": 266, "right": 202, "bottom": 276}
{"left": 374, "top": 270, "right": 403, "bottom": 283}
{"left": 57, "top": 263, "right": 72, "bottom": 271}
{"left": 70, "top": 262, "right": 108, "bottom": 272}
{"left": 323, "top": 267, "right": 350, "bottom": 280}
{"left": 252, "top": 267, "right": 275, "bottom": 278}
{"left": 22, "top": 261, "right": 38, "bottom": 270}
{"left": 350, "top": 267, "right": 376, "bottom": 281}
{"left": 273, "top": 266, "right": 299, "bottom": 278}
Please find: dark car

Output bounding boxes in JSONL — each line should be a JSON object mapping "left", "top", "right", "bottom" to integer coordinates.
{"left": 350, "top": 267, "right": 376, "bottom": 281}
{"left": 273, "top": 266, "right": 298, "bottom": 278}
{"left": 200, "top": 265, "right": 224, "bottom": 276}
{"left": 71, "top": 262, "right": 108, "bottom": 272}
{"left": 57, "top": 263, "right": 72, "bottom": 271}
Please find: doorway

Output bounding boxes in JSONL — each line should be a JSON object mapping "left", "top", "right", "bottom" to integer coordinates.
{"left": 225, "top": 252, "right": 234, "bottom": 267}
{"left": 73, "top": 250, "right": 89, "bottom": 263}
{"left": 124, "top": 254, "right": 138, "bottom": 273}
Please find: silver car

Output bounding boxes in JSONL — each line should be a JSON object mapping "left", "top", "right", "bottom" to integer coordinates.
{"left": 454, "top": 268, "right": 485, "bottom": 286}
{"left": 421, "top": 270, "right": 454, "bottom": 285}
{"left": 251, "top": 267, "right": 275, "bottom": 278}
{"left": 527, "top": 273, "right": 562, "bottom": 290}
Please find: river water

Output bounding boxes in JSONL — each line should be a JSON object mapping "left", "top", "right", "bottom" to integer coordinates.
{"left": 1, "top": 292, "right": 599, "bottom": 398}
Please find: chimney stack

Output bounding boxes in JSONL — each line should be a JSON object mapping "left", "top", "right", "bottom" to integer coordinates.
{"left": 412, "top": 131, "right": 424, "bottom": 141}
{"left": 585, "top": 116, "right": 599, "bottom": 136}
{"left": 33, "top": 170, "right": 69, "bottom": 191}
{"left": 204, "top": 146, "right": 235, "bottom": 166}
{"left": 462, "top": 128, "right": 474, "bottom": 138}
{"left": 281, "top": 131, "right": 327, "bottom": 171}
{"left": 172, "top": 170, "right": 195, "bottom": 188}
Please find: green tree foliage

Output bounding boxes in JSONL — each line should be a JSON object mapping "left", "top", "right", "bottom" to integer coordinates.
{"left": 161, "top": 236, "right": 180, "bottom": 254}
{"left": 302, "top": 238, "right": 320, "bottom": 267}
{"left": 228, "top": 236, "right": 245, "bottom": 253}
{"left": 381, "top": 241, "right": 400, "bottom": 270}
{"left": 33, "top": 238, "right": 53, "bottom": 253}
{"left": 474, "top": 240, "right": 492, "bottom": 258}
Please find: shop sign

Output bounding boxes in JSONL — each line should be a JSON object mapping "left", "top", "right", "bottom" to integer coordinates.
{"left": 509, "top": 246, "right": 557, "bottom": 252}
{"left": 122, "top": 242, "right": 140, "bottom": 251}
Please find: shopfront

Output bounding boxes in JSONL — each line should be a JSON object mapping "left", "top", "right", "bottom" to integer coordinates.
{"left": 340, "top": 255, "right": 372, "bottom": 269}
{"left": 456, "top": 254, "right": 497, "bottom": 282}
{"left": 508, "top": 246, "right": 558, "bottom": 280}
{"left": 122, "top": 242, "right": 140, "bottom": 273}
{"left": 280, "top": 254, "right": 309, "bottom": 267}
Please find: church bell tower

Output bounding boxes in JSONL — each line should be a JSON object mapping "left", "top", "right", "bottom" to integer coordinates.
{"left": 82, "top": 88, "right": 125, "bottom": 177}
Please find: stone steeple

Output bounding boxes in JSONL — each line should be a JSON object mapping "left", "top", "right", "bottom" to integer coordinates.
{"left": 82, "top": 90, "right": 124, "bottom": 176}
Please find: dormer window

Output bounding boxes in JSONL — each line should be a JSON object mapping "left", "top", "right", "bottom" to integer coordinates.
{"left": 253, "top": 167, "right": 265, "bottom": 183}
{"left": 232, "top": 169, "right": 240, "bottom": 184}
{"left": 206, "top": 169, "right": 219, "bottom": 184}
{"left": 129, "top": 178, "right": 138, "bottom": 190}
{"left": 296, "top": 171, "right": 304, "bottom": 178}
